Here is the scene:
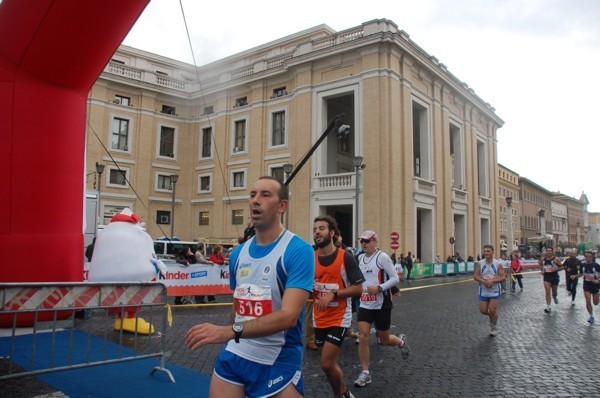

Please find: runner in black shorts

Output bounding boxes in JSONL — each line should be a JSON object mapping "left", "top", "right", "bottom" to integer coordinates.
{"left": 576, "top": 251, "right": 600, "bottom": 324}
{"left": 539, "top": 247, "right": 563, "bottom": 314}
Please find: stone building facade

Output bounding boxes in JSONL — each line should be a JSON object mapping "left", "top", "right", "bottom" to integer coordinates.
{"left": 498, "top": 164, "right": 520, "bottom": 252}
{"left": 85, "top": 19, "right": 503, "bottom": 262}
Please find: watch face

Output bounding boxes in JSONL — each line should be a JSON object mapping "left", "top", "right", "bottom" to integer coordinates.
{"left": 233, "top": 323, "right": 243, "bottom": 332}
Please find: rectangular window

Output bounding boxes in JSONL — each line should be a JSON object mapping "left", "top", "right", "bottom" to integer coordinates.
{"left": 412, "top": 100, "right": 431, "bottom": 179}
{"left": 232, "top": 209, "right": 244, "bottom": 225}
{"left": 202, "top": 105, "right": 214, "bottom": 115}
{"left": 234, "top": 120, "right": 246, "bottom": 152}
{"left": 199, "top": 211, "right": 210, "bottom": 225}
{"left": 201, "top": 127, "right": 212, "bottom": 158}
{"left": 234, "top": 97, "right": 248, "bottom": 107}
{"left": 233, "top": 171, "right": 245, "bottom": 188}
{"left": 111, "top": 118, "right": 129, "bottom": 151}
{"left": 114, "top": 95, "right": 130, "bottom": 106}
{"left": 157, "top": 210, "right": 171, "bottom": 225}
{"left": 161, "top": 105, "right": 176, "bottom": 115}
{"left": 199, "top": 175, "right": 211, "bottom": 192}
{"left": 157, "top": 174, "right": 174, "bottom": 191}
{"left": 159, "top": 126, "right": 175, "bottom": 157}
{"left": 108, "top": 168, "right": 127, "bottom": 186}
{"left": 272, "top": 87, "right": 287, "bottom": 98}
{"left": 449, "top": 123, "right": 463, "bottom": 189}
{"left": 271, "top": 111, "right": 285, "bottom": 147}
{"left": 271, "top": 166, "right": 284, "bottom": 182}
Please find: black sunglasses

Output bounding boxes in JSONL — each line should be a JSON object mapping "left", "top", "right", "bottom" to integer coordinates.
{"left": 360, "top": 239, "right": 372, "bottom": 244}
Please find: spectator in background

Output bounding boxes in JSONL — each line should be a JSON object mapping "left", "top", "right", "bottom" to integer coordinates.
{"left": 85, "top": 237, "right": 96, "bottom": 262}
{"left": 336, "top": 234, "right": 347, "bottom": 250}
{"left": 194, "top": 243, "right": 216, "bottom": 304}
{"left": 405, "top": 252, "right": 413, "bottom": 281}
{"left": 174, "top": 246, "right": 196, "bottom": 305}
{"left": 210, "top": 244, "right": 228, "bottom": 266}
{"left": 510, "top": 251, "right": 524, "bottom": 292}
{"left": 242, "top": 222, "right": 255, "bottom": 242}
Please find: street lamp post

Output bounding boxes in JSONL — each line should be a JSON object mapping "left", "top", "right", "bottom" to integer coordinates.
{"left": 506, "top": 196, "right": 513, "bottom": 253}
{"left": 170, "top": 174, "right": 179, "bottom": 240}
{"left": 282, "top": 163, "right": 293, "bottom": 229}
{"left": 353, "top": 156, "right": 365, "bottom": 247}
{"left": 95, "top": 162, "right": 105, "bottom": 236}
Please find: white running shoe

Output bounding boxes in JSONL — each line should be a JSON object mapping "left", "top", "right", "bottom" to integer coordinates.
{"left": 398, "top": 334, "right": 410, "bottom": 359}
{"left": 489, "top": 324, "right": 498, "bottom": 336}
{"left": 354, "top": 371, "right": 372, "bottom": 387}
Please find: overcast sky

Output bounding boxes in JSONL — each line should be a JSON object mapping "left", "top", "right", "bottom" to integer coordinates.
{"left": 123, "top": 0, "right": 600, "bottom": 212}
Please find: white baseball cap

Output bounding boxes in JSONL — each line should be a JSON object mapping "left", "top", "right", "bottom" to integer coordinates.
{"left": 359, "top": 230, "right": 378, "bottom": 241}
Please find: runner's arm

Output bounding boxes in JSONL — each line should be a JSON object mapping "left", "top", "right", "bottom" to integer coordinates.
{"left": 185, "top": 287, "right": 310, "bottom": 349}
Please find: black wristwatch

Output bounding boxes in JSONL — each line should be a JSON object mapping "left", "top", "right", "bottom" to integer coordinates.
{"left": 332, "top": 290, "right": 339, "bottom": 299}
{"left": 377, "top": 285, "right": 383, "bottom": 293}
{"left": 232, "top": 322, "right": 244, "bottom": 343}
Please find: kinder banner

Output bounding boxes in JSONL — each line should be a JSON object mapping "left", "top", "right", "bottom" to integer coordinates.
{"left": 85, "top": 262, "right": 233, "bottom": 296}
{"left": 161, "top": 263, "right": 233, "bottom": 296}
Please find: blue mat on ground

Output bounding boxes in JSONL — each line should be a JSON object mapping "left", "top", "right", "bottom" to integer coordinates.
{"left": 0, "top": 330, "right": 210, "bottom": 397}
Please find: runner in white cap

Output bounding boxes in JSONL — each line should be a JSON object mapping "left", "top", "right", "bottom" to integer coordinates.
{"left": 354, "top": 230, "right": 410, "bottom": 388}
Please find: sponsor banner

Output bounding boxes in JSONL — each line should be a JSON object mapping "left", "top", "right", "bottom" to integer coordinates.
{"left": 160, "top": 263, "right": 233, "bottom": 296}
{"left": 466, "top": 262, "right": 476, "bottom": 272}
{"left": 519, "top": 259, "right": 539, "bottom": 269}
{"left": 84, "top": 262, "right": 233, "bottom": 296}
{"left": 412, "top": 263, "right": 434, "bottom": 278}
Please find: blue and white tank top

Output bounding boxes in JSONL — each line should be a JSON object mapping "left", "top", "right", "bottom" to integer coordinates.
{"left": 225, "top": 230, "right": 314, "bottom": 365}
{"left": 479, "top": 259, "right": 503, "bottom": 297}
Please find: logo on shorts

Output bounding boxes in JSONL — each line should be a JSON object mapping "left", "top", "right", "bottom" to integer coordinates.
{"left": 268, "top": 375, "right": 283, "bottom": 388}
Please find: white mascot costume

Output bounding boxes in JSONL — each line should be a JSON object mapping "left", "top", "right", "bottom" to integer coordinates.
{"left": 88, "top": 208, "right": 166, "bottom": 334}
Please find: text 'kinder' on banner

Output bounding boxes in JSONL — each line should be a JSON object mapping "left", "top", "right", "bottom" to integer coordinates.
{"left": 84, "top": 262, "right": 233, "bottom": 296}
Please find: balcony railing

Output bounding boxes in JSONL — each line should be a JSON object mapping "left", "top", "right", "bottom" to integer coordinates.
{"left": 105, "top": 20, "right": 399, "bottom": 93}
{"left": 452, "top": 188, "right": 468, "bottom": 202}
{"left": 313, "top": 172, "right": 355, "bottom": 191}
{"left": 413, "top": 177, "right": 436, "bottom": 195}
{"left": 479, "top": 196, "right": 491, "bottom": 208}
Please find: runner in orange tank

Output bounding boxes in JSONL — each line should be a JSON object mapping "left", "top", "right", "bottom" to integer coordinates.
{"left": 312, "top": 216, "right": 364, "bottom": 398}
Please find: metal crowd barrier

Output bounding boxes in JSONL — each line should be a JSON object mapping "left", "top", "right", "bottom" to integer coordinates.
{"left": 0, "top": 282, "right": 174, "bottom": 382}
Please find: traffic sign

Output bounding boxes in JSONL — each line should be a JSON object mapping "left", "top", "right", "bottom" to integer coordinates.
{"left": 390, "top": 232, "right": 399, "bottom": 242}
{"left": 390, "top": 241, "right": 400, "bottom": 250}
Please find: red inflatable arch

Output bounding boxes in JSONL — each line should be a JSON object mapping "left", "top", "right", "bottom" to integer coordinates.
{"left": 0, "top": 1, "right": 148, "bottom": 286}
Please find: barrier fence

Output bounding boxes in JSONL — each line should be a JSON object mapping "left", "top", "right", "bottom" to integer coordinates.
{"left": 0, "top": 282, "right": 174, "bottom": 382}
{"left": 399, "top": 259, "right": 541, "bottom": 280}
